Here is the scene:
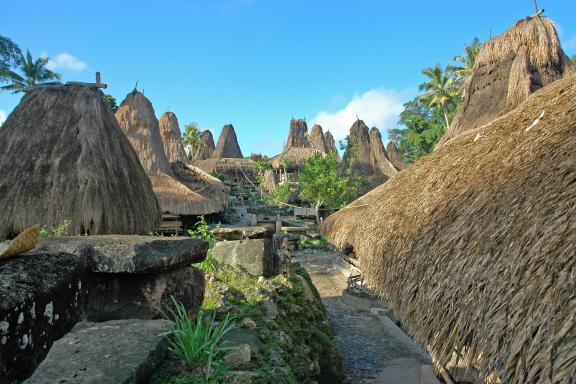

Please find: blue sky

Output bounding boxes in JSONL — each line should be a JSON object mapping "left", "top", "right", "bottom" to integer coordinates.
{"left": 1, "top": 0, "right": 575, "bottom": 156}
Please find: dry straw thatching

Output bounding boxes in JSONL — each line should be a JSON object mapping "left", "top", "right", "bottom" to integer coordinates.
{"left": 369, "top": 127, "right": 398, "bottom": 181}
{"left": 309, "top": 124, "right": 329, "bottom": 153}
{"left": 0, "top": 85, "right": 160, "bottom": 237}
{"left": 386, "top": 141, "right": 405, "bottom": 170}
{"left": 262, "top": 169, "right": 277, "bottom": 192}
{"left": 270, "top": 147, "right": 323, "bottom": 170}
{"left": 321, "top": 74, "right": 576, "bottom": 383}
{"left": 194, "top": 157, "right": 257, "bottom": 175}
{"left": 441, "top": 16, "right": 575, "bottom": 145}
{"left": 159, "top": 111, "right": 187, "bottom": 162}
{"left": 171, "top": 161, "right": 228, "bottom": 214}
{"left": 284, "top": 118, "right": 310, "bottom": 150}
{"left": 324, "top": 130, "right": 341, "bottom": 160}
{"left": 115, "top": 90, "right": 172, "bottom": 175}
{"left": 194, "top": 130, "right": 215, "bottom": 161}
{"left": 212, "top": 124, "right": 243, "bottom": 159}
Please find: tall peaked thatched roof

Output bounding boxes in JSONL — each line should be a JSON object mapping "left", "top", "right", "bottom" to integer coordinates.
{"left": 284, "top": 118, "right": 310, "bottom": 150}
{"left": 369, "top": 127, "right": 397, "bottom": 181}
{"left": 386, "top": 141, "right": 405, "bottom": 170}
{"left": 193, "top": 130, "right": 215, "bottom": 161}
{"left": 440, "top": 16, "right": 575, "bottom": 145}
{"left": 309, "top": 124, "right": 329, "bottom": 153}
{"left": 159, "top": 112, "right": 187, "bottom": 163}
{"left": 115, "top": 90, "right": 172, "bottom": 175}
{"left": 348, "top": 119, "right": 374, "bottom": 176}
{"left": 0, "top": 85, "right": 160, "bottom": 238}
{"left": 212, "top": 124, "right": 243, "bottom": 159}
{"left": 324, "top": 130, "right": 341, "bottom": 160}
{"left": 321, "top": 74, "right": 576, "bottom": 383}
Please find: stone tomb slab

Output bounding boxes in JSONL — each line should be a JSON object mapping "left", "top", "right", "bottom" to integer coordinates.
{"left": 211, "top": 226, "right": 273, "bottom": 241}
{"left": 37, "top": 235, "right": 208, "bottom": 273}
{"left": 23, "top": 319, "right": 171, "bottom": 384}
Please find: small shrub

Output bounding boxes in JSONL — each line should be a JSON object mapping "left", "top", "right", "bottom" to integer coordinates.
{"left": 211, "top": 172, "right": 228, "bottom": 182}
{"left": 188, "top": 216, "right": 219, "bottom": 273}
{"left": 161, "top": 297, "right": 235, "bottom": 381}
{"left": 40, "top": 219, "right": 71, "bottom": 237}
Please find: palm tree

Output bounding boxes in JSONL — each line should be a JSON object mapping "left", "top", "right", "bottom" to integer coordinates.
{"left": 452, "top": 37, "right": 482, "bottom": 96}
{"left": 182, "top": 122, "right": 205, "bottom": 162}
{"left": 418, "top": 63, "right": 459, "bottom": 130}
{"left": 0, "top": 50, "right": 60, "bottom": 93}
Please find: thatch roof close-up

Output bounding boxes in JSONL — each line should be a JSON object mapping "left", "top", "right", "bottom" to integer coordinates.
{"left": 321, "top": 74, "right": 576, "bottom": 383}
{"left": 159, "top": 111, "right": 187, "bottom": 163}
{"left": 262, "top": 168, "right": 277, "bottom": 192}
{"left": 171, "top": 161, "right": 228, "bottom": 214}
{"left": 115, "top": 90, "right": 172, "bottom": 175}
{"left": 440, "top": 15, "right": 575, "bottom": 145}
{"left": 193, "top": 130, "right": 215, "bottom": 161}
{"left": 212, "top": 124, "right": 243, "bottom": 159}
{"left": 270, "top": 147, "right": 323, "bottom": 170}
{"left": 0, "top": 85, "right": 161, "bottom": 238}
{"left": 309, "top": 124, "right": 329, "bottom": 153}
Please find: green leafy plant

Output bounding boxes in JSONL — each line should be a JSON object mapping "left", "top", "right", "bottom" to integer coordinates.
{"left": 188, "top": 216, "right": 218, "bottom": 272}
{"left": 211, "top": 172, "right": 228, "bottom": 182}
{"left": 40, "top": 219, "right": 71, "bottom": 237}
{"left": 161, "top": 297, "right": 235, "bottom": 381}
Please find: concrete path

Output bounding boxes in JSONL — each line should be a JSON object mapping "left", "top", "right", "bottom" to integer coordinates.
{"left": 295, "top": 250, "right": 440, "bottom": 384}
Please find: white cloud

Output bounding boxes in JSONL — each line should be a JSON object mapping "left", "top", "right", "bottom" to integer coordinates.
{"left": 46, "top": 53, "right": 87, "bottom": 72}
{"left": 0, "top": 109, "right": 6, "bottom": 126}
{"left": 312, "top": 88, "right": 409, "bottom": 144}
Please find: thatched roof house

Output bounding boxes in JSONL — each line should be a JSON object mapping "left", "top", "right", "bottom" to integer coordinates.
{"left": 284, "top": 118, "right": 310, "bottom": 150}
{"left": 170, "top": 161, "right": 228, "bottom": 214}
{"left": 194, "top": 157, "right": 256, "bottom": 175}
{"left": 159, "top": 111, "right": 187, "bottom": 162}
{"left": 321, "top": 74, "right": 576, "bottom": 383}
{"left": 193, "top": 130, "right": 215, "bottom": 161}
{"left": 309, "top": 124, "right": 329, "bottom": 153}
{"left": 369, "top": 127, "right": 397, "bottom": 182}
{"left": 440, "top": 15, "right": 575, "bottom": 145}
{"left": 116, "top": 91, "right": 225, "bottom": 216}
{"left": 212, "top": 124, "right": 243, "bottom": 159}
{"left": 270, "top": 147, "right": 323, "bottom": 171}
{"left": 115, "top": 90, "right": 172, "bottom": 175}
{"left": 324, "top": 130, "right": 341, "bottom": 160}
{"left": 0, "top": 85, "right": 160, "bottom": 237}
{"left": 386, "top": 141, "right": 405, "bottom": 170}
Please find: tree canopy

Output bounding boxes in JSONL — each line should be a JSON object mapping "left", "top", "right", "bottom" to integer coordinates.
{"left": 182, "top": 122, "right": 205, "bottom": 161}
{"left": 0, "top": 35, "right": 21, "bottom": 77}
{"left": 0, "top": 50, "right": 60, "bottom": 93}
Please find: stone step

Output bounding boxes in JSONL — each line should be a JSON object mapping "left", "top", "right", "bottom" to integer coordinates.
{"left": 24, "top": 319, "right": 171, "bottom": 384}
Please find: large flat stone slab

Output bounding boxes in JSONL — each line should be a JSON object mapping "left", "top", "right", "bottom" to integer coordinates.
{"left": 37, "top": 235, "right": 208, "bottom": 273}
{"left": 212, "top": 226, "right": 273, "bottom": 241}
{"left": 24, "top": 319, "right": 171, "bottom": 384}
{"left": 86, "top": 266, "right": 205, "bottom": 321}
{"left": 0, "top": 252, "right": 88, "bottom": 384}
{"left": 212, "top": 238, "right": 277, "bottom": 277}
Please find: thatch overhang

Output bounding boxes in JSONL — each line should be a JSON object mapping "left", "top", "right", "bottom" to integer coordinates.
{"left": 194, "top": 157, "right": 257, "bottom": 175}
{"left": 321, "top": 74, "right": 576, "bottom": 383}
{"left": 440, "top": 16, "right": 575, "bottom": 145}
{"left": 171, "top": 161, "right": 228, "bottom": 213}
{"left": 0, "top": 85, "right": 161, "bottom": 237}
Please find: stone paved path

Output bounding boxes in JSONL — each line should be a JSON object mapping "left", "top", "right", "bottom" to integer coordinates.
{"left": 295, "top": 250, "right": 439, "bottom": 384}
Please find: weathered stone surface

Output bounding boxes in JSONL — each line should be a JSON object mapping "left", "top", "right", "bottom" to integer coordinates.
{"left": 212, "top": 226, "right": 273, "bottom": 241}
{"left": 23, "top": 319, "right": 171, "bottom": 384}
{"left": 224, "top": 344, "right": 252, "bottom": 367}
{"left": 222, "top": 328, "right": 264, "bottom": 353}
{"left": 0, "top": 252, "right": 88, "bottom": 384}
{"left": 86, "top": 266, "right": 205, "bottom": 321}
{"left": 37, "top": 235, "right": 208, "bottom": 273}
{"left": 212, "top": 239, "right": 277, "bottom": 277}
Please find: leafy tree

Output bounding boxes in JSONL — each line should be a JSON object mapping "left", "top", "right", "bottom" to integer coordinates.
{"left": 182, "top": 122, "right": 205, "bottom": 161}
{"left": 299, "top": 152, "right": 357, "bottom": 224}
{"left": 103, "top": 94, "right": 118, "bottom": 112}
{"left": 0, "top": 50, "right": 60, "bottom": 93}
{"left": 0, "top": 35, "right": 22, "bottom": 77}
{"left": 452, "top": 37, "right": 482, "bottom": 96}
{"left": 572, "top": 55, "right": 576, "bottom": 65}
{"left": 418, "top": 63, "right": 459, "bottom": 130}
